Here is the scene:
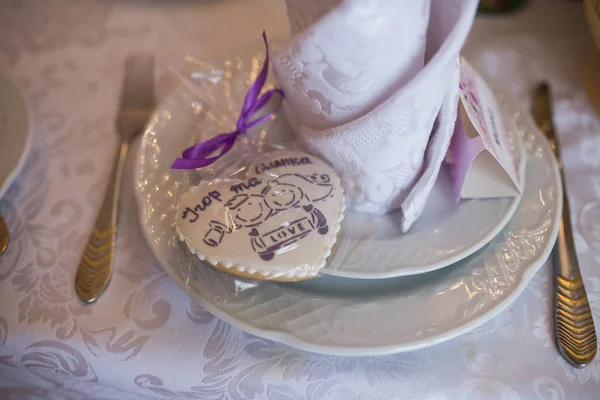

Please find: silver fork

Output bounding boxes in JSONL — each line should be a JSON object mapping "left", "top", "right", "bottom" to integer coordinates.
{"left": 75, "top": 55, "right": 155, "bottom": 304}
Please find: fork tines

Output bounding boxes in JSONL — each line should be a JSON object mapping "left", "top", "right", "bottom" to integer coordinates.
{"left": 118, "top": 54, "right": 155, "bottom": 137}
{"left": 121, "top": 54, "right": 155, "bottom": 110}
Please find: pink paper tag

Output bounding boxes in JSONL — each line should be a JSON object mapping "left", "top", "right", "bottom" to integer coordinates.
{"left": 449, "top": 58, "right": 522, "bottom": 202}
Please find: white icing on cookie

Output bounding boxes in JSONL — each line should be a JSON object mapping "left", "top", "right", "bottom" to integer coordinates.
{"left": 176, "top": 150, "right": 345, "bottom": 280}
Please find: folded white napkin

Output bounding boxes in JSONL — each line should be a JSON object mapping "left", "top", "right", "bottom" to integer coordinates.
{"left": 272, "top": 0, "right": 478, "bottom": 231}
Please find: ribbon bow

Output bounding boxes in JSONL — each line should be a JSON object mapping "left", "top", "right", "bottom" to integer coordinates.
{"left": 171, "top": 32, "right": 284, "bottom": 170}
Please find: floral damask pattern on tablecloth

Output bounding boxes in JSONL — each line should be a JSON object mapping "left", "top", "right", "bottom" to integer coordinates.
{"left": 0, "top": 0, "right": 599, "bottom": 399}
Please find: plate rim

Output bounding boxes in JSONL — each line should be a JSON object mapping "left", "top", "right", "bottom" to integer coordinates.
{"left": 133, "top": 84, "right": 562, "bottom": 356}
{"left": 0, "top": 76, "right": 32, "bottom": 200}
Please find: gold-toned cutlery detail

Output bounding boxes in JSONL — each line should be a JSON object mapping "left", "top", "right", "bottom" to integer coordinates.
{"left": 0, "top": 214, "right": 8, "bottom": 256}
{"left": 75, "top": 55, "right": 155, "bottom": 304}
{"left": 532, "top": 82, "right": 597, "bottom": 368}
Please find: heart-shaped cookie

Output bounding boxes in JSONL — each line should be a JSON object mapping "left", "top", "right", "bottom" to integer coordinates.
{"left": 176, "top": 150, "right": 345, "bottom": 281}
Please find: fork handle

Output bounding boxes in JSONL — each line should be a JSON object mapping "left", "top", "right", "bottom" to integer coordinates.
{"left": 75, "top": 140, "right": 129, "bottom": 304}
{"left": 554, "top": 173, "right": 597, "bottom": 367}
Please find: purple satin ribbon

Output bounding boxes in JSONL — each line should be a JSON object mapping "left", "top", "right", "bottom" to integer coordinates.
{"left": 171, "top": 32, "right": 284, "bottom": 170}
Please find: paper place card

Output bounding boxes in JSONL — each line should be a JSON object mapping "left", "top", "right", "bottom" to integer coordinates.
{"left": 449, "top": 57, "right": 522, "bottom": 201}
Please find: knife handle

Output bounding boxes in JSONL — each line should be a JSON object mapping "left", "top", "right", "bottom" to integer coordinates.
{"left": 0, "top": 214, "right": 8, "bottom": 256}
{"left": 554, "top": 175, "right": 597, "bottom": 367}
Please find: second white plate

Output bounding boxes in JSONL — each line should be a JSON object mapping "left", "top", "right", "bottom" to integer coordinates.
{"left": 134, "top": 61, "right": 560, "bottom": 354}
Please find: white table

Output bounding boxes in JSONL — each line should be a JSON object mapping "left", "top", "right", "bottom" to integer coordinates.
{"left": 1, "top": 0, "right": 599, "bottom": 398}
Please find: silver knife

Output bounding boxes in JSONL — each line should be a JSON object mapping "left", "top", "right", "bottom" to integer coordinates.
{"left": 532, "top": 82, "right": 597, "bottom": 368}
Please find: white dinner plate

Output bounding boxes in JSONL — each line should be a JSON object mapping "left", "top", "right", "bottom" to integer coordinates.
{"left": 136, "top": 49, "right": 526, "bottom": 279}
{"left": 0, "top": 76, "right": 30, "bottom": 199}
{"left": 134, "top": 53, "right": 561, "bottom": 356}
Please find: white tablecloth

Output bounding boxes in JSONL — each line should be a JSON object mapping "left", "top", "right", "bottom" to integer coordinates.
{"left": 1, "top": 0, "right": 599, "bottom": 399}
